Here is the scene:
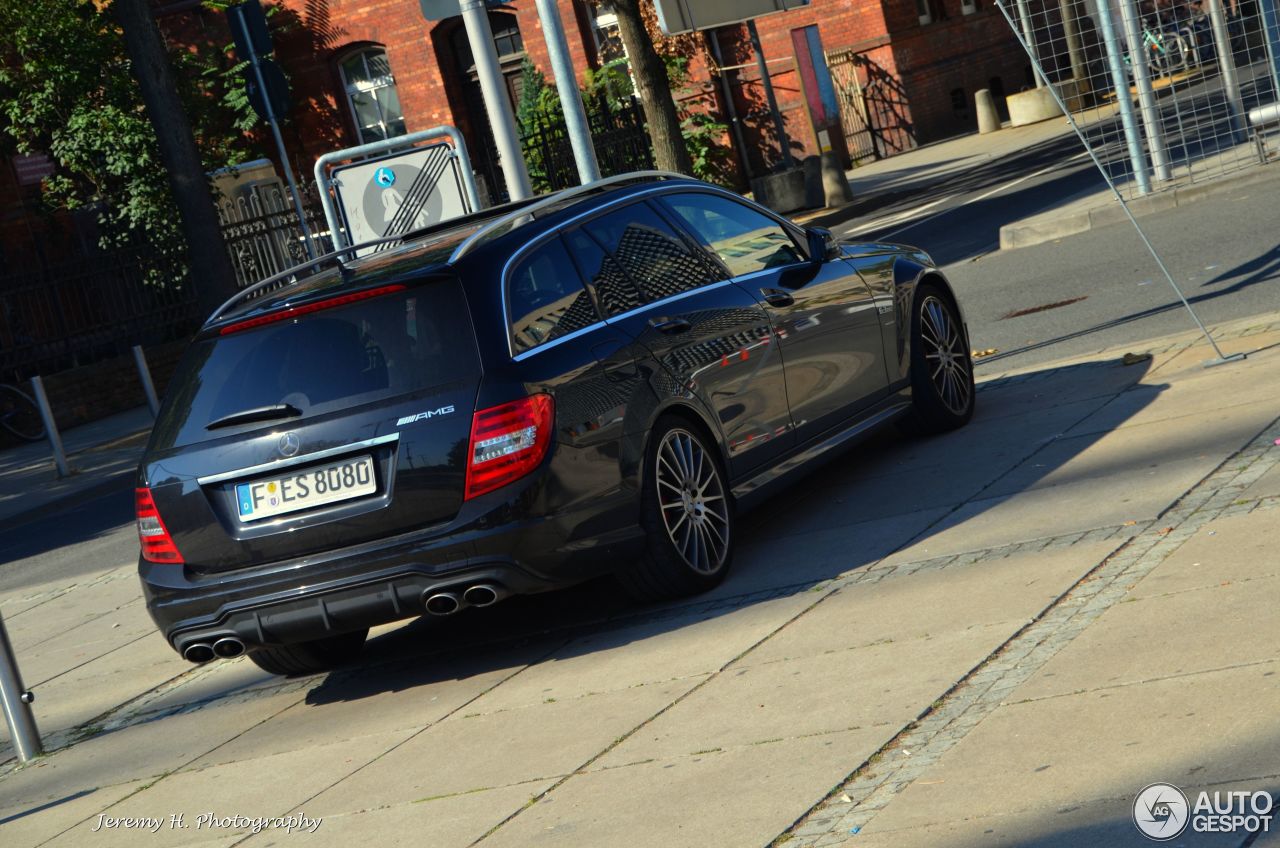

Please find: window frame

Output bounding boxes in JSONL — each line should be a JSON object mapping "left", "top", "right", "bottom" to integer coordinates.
{"left": 336, "top": 46, "right": 407, "bottom": 145}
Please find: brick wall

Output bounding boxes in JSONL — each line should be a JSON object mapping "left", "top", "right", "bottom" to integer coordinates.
{"left": 40, "top": 340, "right": 189, "bottom": 431}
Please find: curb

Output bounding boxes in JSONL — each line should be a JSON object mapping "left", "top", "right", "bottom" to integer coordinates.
{"left": 999, "top": 164, "right": 1280, "bottom": 250}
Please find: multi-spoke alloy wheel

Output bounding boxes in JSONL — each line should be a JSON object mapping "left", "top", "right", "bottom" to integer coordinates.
{"left": 619, "top": 420, "right": 735, "bottom": 602}
{"left": 655, "top": 429, "right": 730, "bottom": 574}
{"left": 905, "top": 284, "right": 975, "bottom": 434}
{"left": 919, "top": 295, "right": 973, "bottom": 416}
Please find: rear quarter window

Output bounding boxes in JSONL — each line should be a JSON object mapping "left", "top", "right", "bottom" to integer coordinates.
{"left": 507, "top": 236, "right": 601, "bottom": 354}
{"left": 151, "top": 280, "right": 478, "bottom": 450}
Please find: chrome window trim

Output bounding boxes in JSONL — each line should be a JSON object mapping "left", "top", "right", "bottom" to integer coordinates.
{"left": 196, "top": 433, "right": 401, "bottom": 485}
{"left": 498, "top": 182, "right": 812, "bottom": 361}
{"left": 510, "top": 320, "right": 607, "bottom": 361}
{"left": 601, "top": 278, "right": 738, "bottom": 325}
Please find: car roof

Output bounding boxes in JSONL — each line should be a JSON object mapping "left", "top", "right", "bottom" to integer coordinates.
{"left": 203, "top": 172, "right": 708, "bottom": 332}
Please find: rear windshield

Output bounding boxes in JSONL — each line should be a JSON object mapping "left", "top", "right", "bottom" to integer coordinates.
{"left": 151, "top": 279, "right": 478, "bottom": 451}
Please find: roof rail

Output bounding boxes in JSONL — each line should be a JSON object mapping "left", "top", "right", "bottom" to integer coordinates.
{"left": 449, "top": 171, "right": 693, "bottom": 263}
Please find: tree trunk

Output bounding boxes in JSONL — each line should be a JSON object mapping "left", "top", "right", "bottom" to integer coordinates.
{"left": 112, "top": 0, "right": 238, "bottom": 319}
{"left": 611, "top": 0, "right": 694, "bottom": 175}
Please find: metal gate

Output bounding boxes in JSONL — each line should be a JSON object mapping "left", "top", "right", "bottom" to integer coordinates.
{"left": 826, "top": 48, "right": 919, "bottom": 163}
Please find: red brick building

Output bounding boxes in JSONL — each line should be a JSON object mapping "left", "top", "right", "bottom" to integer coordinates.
{"left": 157, "top": 0, "right": 1031, "bottom": 191}
{"left": 2, "top": 0, "right": 1032, "bottom": 263}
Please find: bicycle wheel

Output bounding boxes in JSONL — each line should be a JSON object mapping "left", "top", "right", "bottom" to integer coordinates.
{"left": 0, "top": 385, "right": 46, "bottom": 442}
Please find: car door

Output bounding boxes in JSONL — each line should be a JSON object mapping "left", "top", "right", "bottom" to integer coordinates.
{"left": 563, "top": 200, "right": 794, "bottom": 477}
{"left": 658, "top": 190, "right": 889, "bottom": 442}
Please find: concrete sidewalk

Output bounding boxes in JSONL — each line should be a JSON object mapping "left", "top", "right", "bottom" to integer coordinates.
{"left": 1, "top": 307, "right": 1277, "bottom": 847}
{"left": 0, "top": 406, "right": 152, "bottom": 532}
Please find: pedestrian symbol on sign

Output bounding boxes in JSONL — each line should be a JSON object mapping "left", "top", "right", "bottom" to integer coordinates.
{"left": 374, "top": 167, "right": 396, "bottom": 188}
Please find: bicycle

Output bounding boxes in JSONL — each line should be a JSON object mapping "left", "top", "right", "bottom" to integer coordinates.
{"left": 0, "top": 384, "right": 46, "bottom": 442}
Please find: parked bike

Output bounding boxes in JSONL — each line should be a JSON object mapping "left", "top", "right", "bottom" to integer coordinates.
{"left": 0, "top": 384, "right": 46, "bottom": 443}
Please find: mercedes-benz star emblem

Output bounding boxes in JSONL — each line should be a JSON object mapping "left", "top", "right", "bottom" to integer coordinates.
{"left": 278, "top": 432, "right": 301, "bottom": 458}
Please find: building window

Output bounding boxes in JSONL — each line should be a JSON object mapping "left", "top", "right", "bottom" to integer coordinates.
{"left": 915, "top": 0, "right": 933, "bottom": 24}
{"left": 961, "top": 0, "right": 978, "bottom": 14}
{"left": 338, "top": 48, "right": 408, "bottom": 144}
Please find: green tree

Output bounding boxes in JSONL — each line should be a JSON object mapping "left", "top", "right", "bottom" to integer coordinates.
{"left": 0, "top": 0, "right": 250, "bottom": 311}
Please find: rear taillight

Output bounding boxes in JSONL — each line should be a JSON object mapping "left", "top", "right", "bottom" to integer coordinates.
{"left": 464, "top": 394, "right": 554, "bottom": 501}
{"left": 136, "top": 487, "right": 183, "bottom": 564}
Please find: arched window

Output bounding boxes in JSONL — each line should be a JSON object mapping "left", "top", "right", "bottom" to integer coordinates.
{"left": 338, "top": 47, "right": 407, "bottom": 144}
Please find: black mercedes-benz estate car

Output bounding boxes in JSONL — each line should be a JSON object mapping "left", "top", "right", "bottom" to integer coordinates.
{"left": 136, "top": 172, "right": 974, "bottom": 675}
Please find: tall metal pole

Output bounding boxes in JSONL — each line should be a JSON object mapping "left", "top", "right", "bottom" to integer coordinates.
{"left": 1096, "top": 0, "right": 1153, "bottom": 193}
{"left": 1059, "top": 0, "right": 1091, "bottom": 92}
{"left": 710, "top": 29, "right": 754, "bottom": 180}
{"left": 231, "top": 6, "right": 317, "bottom": 261}
{"left": 1260, "top": 0, "right": 1280, "bottom": 102}
{"left": 747, "top": 18, "right": 794, "bottom": 170}
{"left": 1016, "top": 0, "right": 1047, "bottom": 86}
{"left": 534, "top": 0, "right": 600, "bottom": 185}
{"left": 1207, "top": 0, "right": 1247, "bottom": 142}
{"left": 1117, "top": 0, "right": 1173, "bottom": 182}
{"left": 460, "top": 0, "right": 533, "bottom": 200}
{"left": 0, "top": 610, "right": 42, "bottom": 763}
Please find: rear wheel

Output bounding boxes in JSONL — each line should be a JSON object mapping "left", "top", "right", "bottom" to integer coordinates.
{"left": 248, "top": 628, "right": 368, "bottom": 676}
{"left": 618, "top": 420, "right": 734, "bottom": 602}
{"left": 905, "top": 285, "right": 974, "bottom": 433}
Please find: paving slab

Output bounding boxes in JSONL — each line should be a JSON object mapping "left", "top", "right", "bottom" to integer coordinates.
{"left": 867, "top": 662, "right": 1280, "bottom": 834}
{"left": 480, "top": 728, "right": 884, "bottom": 848}
{"left": 41, "top": 730, "right": 418, "bottom": 848}
{"left": 244, "top": 782, "right": 555, "bottom": 848}
{"left": 1128, "top": 510, "right": 1280, "bottom": 599}
{"left": 0, "top": 779, "right": 154, "bottom": 848}
{"left": 473, "top": 593, "right": 814, "bottom": 711}
{"left": 598, "top": 622, "right": 1016, "bottom": 767}
{"left": 305, "top": 678, "right": 700, "bottom": 816}
{"left": 745, "top": 544, "right": 1116, "bottom": 667}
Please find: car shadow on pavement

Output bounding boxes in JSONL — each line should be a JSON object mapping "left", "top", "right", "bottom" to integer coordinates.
{"left": 301, "top": 354, "right": 1165, "bottom": 705}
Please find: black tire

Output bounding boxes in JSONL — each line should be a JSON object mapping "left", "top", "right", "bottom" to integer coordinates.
{"left": 0, "top": 385, "right": 46, "bottom": 442}
{"left": 618, "top": 418, "right": 734, "bottom": 603}
{"left": 905, "top": 284, "right": 975, "bottom": 434}
{"left": 247, "top": 628, "right": 368, "bottom": 676}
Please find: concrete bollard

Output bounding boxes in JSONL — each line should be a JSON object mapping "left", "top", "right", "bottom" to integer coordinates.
{"left": 976, "top": 89, "right": 1002, "bottom": 134}
{"left": 820, "top": 152, "right": 854, "bottom": 207}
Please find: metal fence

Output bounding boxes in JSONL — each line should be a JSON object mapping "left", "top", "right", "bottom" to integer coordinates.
{"left": 216, "top": 181, "right": 330, "bottom": 289}
{"left": 520, "top": 95, "right": 656, "bottom": 193}
{"left": 0, "top": 247, "right": 200, "bottom": 381}
{"left": 995, "top": 0, "right": 1280, "bottom": 200}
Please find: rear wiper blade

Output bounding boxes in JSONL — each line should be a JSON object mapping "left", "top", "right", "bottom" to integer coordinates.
{"left": 206, "top": 403, "right": 302, "bottom": 431}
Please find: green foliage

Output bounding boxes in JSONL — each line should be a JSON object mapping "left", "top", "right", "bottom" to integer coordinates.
{"left": 516, "top": 57, "right": 566, "bottom": 194}
{"left": 0, "top": 0, "right": 254, "bottom": 274}
{"left": 664, "top": 54, "right": 733, "bottom": 186}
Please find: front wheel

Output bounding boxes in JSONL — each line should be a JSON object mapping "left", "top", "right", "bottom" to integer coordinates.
{"left": 248, "top": 628, "right": 368, "bottom": 676}
{"left": 618, "top": 420, "right": 734, "bottom": 602}
{"left": 905, "top": 285, "right": 975, "bottom": 433}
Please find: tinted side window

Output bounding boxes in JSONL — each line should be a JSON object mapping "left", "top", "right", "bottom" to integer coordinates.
{"left": 564, "top": 229, "right": 644, "bottom": 317}
{"left": 662, "top": 193, "right": 804, "bottom": 277}
{"left": 507, "top": 236, "right": 601, "bottom": 354}
{"left": 581, "top": 202, "right": 722, "bottom": 304}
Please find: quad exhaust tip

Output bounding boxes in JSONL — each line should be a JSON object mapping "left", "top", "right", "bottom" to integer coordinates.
{"left": 183, "top": 643, "right": 215, "bottom": 664}
{"left": 212, "top": 637, "right": 245, "bottom": 658}
{"left": 424, "top": 591, "right": 461, "bottom": 616}
{"left": 462, "top": 583, "right": 504, "bottom": 608}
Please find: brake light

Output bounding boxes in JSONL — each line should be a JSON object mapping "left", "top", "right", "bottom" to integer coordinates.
{"left": 218, "top": 284, "right": 407, "bottom": 335}
{"left": 464, "top": 394, "right": 554, "bottom": 500}
{"left": 136, "top": 487, "right": 183, "bottom": 564}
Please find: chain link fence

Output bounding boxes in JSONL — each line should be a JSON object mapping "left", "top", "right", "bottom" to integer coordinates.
{"left": 994, "top": 0, "right": 1280, "bottom": 200}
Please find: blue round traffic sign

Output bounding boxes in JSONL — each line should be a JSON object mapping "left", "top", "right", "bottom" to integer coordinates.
{"left": 374, "top": 166, "right": 396, "bottom": 188}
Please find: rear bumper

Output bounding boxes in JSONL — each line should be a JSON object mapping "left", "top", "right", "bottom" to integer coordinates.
{"left": 141, "top": 489, "right": 645, "bottom": 656}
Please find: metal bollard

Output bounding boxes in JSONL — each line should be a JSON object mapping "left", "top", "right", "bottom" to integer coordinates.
{"left": 0, "top": 609, "right": 42, "bottom": 762}
{"left": 29, "top": 376, "right": 69, "bottom": 479}
{"left": 132, "top": 345, "right": 160, "bottom": 418}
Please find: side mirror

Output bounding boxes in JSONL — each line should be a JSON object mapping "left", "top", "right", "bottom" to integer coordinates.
{"left": 807, "top": 227, "right": 838, "bottom": 263}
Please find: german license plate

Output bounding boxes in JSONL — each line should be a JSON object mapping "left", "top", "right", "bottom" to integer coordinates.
{"left": 235, "top": 455, "right": 376, "bottom": 522}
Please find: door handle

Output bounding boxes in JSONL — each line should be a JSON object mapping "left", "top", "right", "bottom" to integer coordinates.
{"left": 648, "top": 317, "right": 692, "bottom": 335}
{"left": 761, "top": 288, "right": 795, "bottom": 307}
